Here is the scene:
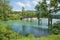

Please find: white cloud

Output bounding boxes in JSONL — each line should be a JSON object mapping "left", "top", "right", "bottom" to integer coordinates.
{"left": 14, "top": 0, "right": 53, "bottom": 11}
{"left": 32, "top": 1, "right": 38, "bottom": 5}
{"left": 25, "top": 1, "right": 31, "bottom": 7}
{"left": 58, "top": 4, "right": 60, "bottom": 6}
{"left": 16, "top": 2, "right": 25, "bottom": 7}
{"left": 26, "top": 3, "right": 31, "bottom": 7}
{"left": 16, "top": 1, "right": 31, "bottom": 8}
{"left": 33, "top": 0, "right": 41, "bottom": 1}
{"left": 46, "top": 1, "right": 50, "bottom": 4}
{"left": 32, "top": 0, "right": 42, "bottom": 6}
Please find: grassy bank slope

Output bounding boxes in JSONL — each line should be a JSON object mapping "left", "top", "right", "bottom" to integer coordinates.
{"left": 20, "top": 35, "right": 60, "bottom": 40}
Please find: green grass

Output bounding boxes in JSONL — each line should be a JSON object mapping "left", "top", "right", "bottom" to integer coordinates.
{"left": 8, "top": 35, "right": 60, "bottom": 40}
{"left": 17, "top": 35, "right": 60, "bottom": 40}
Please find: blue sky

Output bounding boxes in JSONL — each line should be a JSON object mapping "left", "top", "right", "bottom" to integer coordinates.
{"left": 10, "top": 0, "right": 60, "bottom": 11}
{"left": 10, "top": 0, "right": 43, "bottom": 11}
{"left": 9, "top": 0, "right": 60, "bottom": 15}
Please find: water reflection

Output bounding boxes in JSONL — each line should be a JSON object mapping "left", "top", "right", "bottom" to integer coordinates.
{"left": 4, "top": 19, "right": 60, "bottom": 37}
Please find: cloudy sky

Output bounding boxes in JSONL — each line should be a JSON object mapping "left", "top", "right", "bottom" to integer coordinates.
{"left": 10, "top": 0, "right": 50, "bottom": 11}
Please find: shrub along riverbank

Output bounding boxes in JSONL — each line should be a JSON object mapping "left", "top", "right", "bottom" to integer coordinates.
{"left": 0, "top": 24, "right": 60, "bottom": 40}
{"left": 0, "top": 23, "right": 21, "bottom": 40}
{"left": 21, "top": 35, "right": 60, "bottom": 40}
{"left": 0, "top": 22, "right": 60, "bottom": 40}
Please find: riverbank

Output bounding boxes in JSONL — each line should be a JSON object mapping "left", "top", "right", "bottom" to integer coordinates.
{"left": 23, "top": 18, "right": 48, "bottom": 20}
{"left": 13, "top": 35, "right": 60, "bottom": 40}
{"left": 0, "top": 19, "right": 60, "bottom": 40}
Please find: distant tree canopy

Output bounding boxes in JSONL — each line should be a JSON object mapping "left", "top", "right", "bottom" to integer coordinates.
{"left": 0, "top": 0, "right": 12, "bottom": 20}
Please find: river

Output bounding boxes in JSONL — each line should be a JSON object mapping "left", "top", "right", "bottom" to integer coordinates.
{"left": 1, "top": 18, "right": 60, "bottom": 37}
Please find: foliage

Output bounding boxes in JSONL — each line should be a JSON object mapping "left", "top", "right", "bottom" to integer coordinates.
{"left": 35, "top": 0, "right": 48, "bottom": 25}
{"left": 25, "top": 11, "right": 36, "bottom": 18}
{"left": 0, "top": 23, "right": 21, "bottom": 40}
{"left": 51, "top": 21, "right": 60, "bottom": 34}
{"left": 0, "top": 0, "right": 12, "bottom": 21}
{"left": 35, "top": 0, "right": 60, "bottom": 26}
{"left": 11, "top": 35, "right": 60, "bottom": 40}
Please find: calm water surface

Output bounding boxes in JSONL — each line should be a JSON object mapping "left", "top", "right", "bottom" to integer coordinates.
{"left": 1, "top": 18, "right": 60, "bottom": 37}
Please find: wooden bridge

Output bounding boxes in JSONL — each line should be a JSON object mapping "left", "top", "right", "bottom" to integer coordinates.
{"left": 52, "top": 15, "right": 60, "bottom": 19}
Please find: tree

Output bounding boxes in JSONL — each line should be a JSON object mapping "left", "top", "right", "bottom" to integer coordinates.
{"left": 35, "top": 0, "right": 47, "bottom": 25}
{"left": 52, "top": 21, "right": 60, "bottom": 34}
{"left": 21, "top": 7, "right": 25, "bottom": 19}
{"left": 0, "top": 0, "right": 12, "bottom": 21}
{"left": 48, "top": 0, "right": 60, "bottom": 30}
{"left": 35, "top": 2, "right": 42, "bottom": 25}
{"left": 35, "top": 0, "right": 60, "bottom": 30}
{"left": 29, "top": 11, "right": 36, "bottom": 22}
{"left": 0, "top": 0, "right": 4, "bottom": 20}
{"left": 3, "top": 0, "right": 11, "bottom": 21}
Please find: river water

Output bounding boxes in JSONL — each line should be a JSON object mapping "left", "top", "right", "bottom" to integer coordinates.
{"left": 1, "top": 18, "right": 60, "bottom": 37}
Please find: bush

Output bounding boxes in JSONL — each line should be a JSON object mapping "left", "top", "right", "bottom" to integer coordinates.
{"left": 52, "top": 21, "right": 60, "bottom": 34}
{"left": 0, "top": 24, "right": 21, "bottom": 40}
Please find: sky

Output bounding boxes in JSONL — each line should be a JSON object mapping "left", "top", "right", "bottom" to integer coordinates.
{"left": 10, "top": 0, "right": 60, "bottom": 15}
{"left": 10, "top": 0, "right": 60, "bottom": 11}
{"left": 10, "top": 0, "right": 43, "bottom": 11}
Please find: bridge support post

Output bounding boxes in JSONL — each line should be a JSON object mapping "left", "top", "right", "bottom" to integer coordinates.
{"left": 48, "top": 15, "right": 52, "bottom": 30}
